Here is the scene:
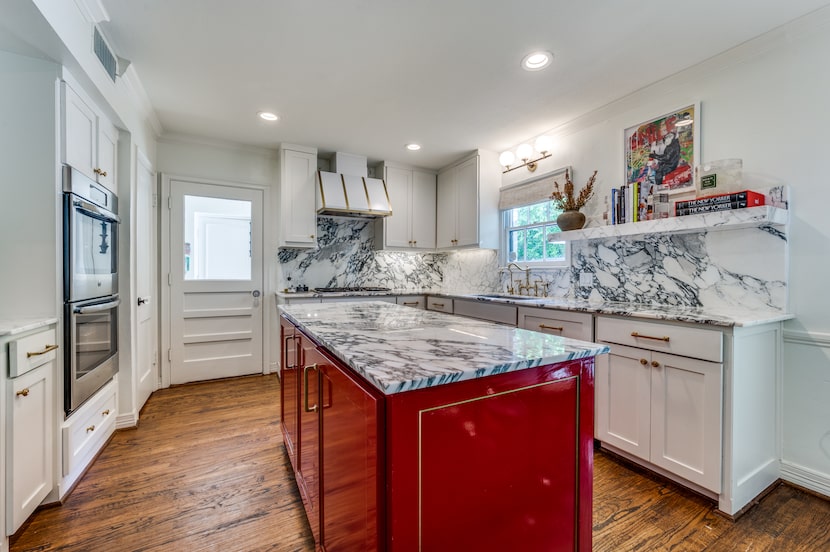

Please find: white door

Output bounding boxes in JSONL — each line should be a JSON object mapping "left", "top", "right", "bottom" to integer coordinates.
{"left": 169, "top": 179, "right": 264, "bottom": 384}
{"left": 135, "top": 151, "right": 157, "bottom": 409}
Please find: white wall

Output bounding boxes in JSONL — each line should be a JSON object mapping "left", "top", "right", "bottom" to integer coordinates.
{"left": 502, "top": 11, "right": 830, "bottom": 494}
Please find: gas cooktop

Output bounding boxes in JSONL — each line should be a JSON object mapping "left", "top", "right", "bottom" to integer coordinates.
{"left": 312, "top": 286, "right": 391, "bottom": 293}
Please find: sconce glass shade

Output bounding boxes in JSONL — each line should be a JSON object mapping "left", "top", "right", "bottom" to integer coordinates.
{"left": 499, "top": 150, "right": 516, "bottom": 168}
{"left": 534, "top": 135, "right": 553, "bottom": 154}
{"left": 516, "top": 143, "right": 534, "bottom": 161}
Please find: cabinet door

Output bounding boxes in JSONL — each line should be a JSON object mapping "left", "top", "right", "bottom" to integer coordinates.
{"left": 454, "top": 156, "right": 479, "bottom": 247}
{"left": 279, "top": 316, "right": 299, "bottom": 469}
{"left": 650, "top": 352, "right": 723, "bottom": 492}
{"left": 96, "top": 118, "right": 118, "bottom": 193}
{"left": 62, "top": 84, "right": 96, "bottom": 180}
{"left": 435, "top": 169, "right": 456, "bottom": 248}
{"left": 319, "top": 351, "right": 383, "bottom": 552}
{"left": 383, "top": 166, "right": 413, "bottom": 248}
{"left": 297, "top": 336, "right": 321, "bottom": 543}
{"left": 7, "top": 362, "right": 53, "bottom": 535}
{"left": 410, "top": 170, "right": 436, "bottom": 249}
{"left": 519, "top": 308, "right": 593, "bottom": 341}
{"left": 281, "top": 149, "right": 317, "bottom": 247}
{"left": 595, "top": 342, "right": 651, "bottom": 459}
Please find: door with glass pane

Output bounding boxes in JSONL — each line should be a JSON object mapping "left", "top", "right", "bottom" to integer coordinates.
{"left": 168, "top": 179, "right": 263, "bottom": 384}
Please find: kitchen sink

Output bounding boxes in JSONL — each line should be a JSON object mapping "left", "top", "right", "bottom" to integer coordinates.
{"left": 474, "top": 293, "right": 541, "bottom": 301}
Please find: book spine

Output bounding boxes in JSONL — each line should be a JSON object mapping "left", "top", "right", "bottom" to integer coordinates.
{"left": 611, "top": 188, "right": 617, "bottom": 225}
{"left": 676, "top": 190, "right": 764, "bottom": 209}
{"left": 675, "top": 201, "right": 749, "bottom": 216}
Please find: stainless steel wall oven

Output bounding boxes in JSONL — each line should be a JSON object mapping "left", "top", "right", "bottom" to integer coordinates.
{"left": 63, "top": 165, "right": 120, "bottom": 415}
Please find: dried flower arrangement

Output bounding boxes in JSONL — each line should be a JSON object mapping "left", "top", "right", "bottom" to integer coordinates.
{"left": 550, "top": 169, "right": 598, "bottom": 211}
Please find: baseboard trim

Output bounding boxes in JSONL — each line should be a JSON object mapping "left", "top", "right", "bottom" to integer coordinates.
{"left": 780, "top": 461, "right": 830, "bottom": 499}
{"left": 783, "top": 329, "right": 830, "bottom": 347}
{"left": 116, "top": 411, "right": 138, "bottom": 429}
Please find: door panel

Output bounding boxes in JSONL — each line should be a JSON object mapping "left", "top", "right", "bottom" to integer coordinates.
{"left": 383, "top": 166, "right": 412, "bottom": 248}
{"left": 411, "top": 170, "right": 436, "bottom": 249}
{"left": 455, "top": 156, "right": 479, "bottom": 247}
{"left": 136, "top": 152, "right": 156, "bottom": 410}
{"left": 169, "top": 179, "right": 263, "bottom": 384}
{"left": 298, "top": 340, "right": 321, "bottom": 544}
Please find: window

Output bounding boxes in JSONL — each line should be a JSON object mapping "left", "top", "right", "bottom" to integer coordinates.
{"left": 503, "top": 199, "right": 568, "bottom": 267}
{"left": 183, "top": 195, "right": 252, "bottom": 280}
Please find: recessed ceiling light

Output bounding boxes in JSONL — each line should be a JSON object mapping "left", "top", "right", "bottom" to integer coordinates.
{"left": 406, "top": 143, "right": 421, "bottom": 151}
{"left": 521, "top": 51, "right": 553, "bottom": 71}
{"left": 258, "top": 111, "right": 279, "bottom": 121}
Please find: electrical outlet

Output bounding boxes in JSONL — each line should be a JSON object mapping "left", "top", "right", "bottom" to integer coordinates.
{"left": 579, "top": 272, "right": 593, "bottom": 287}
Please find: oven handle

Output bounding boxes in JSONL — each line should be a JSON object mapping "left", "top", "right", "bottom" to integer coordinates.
{"left": 73, "top": 199, "right": 121, "bottom": 224}
{"left": 74, "top": 298, "right": 121, "bottom": 314}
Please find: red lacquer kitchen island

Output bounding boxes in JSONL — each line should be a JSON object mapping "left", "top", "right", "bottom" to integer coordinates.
{"left": 279, "top": 302, "right": 609, "bottom": 552}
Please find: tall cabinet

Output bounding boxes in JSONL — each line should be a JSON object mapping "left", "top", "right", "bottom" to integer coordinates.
{"left": 277, "top": 144, "right": 318, "bottom": 248}
{"left": 436, "top": 150, "right": 500, "bottom": 249}
{"left": 373, "top": 162, "right": 436, "bottom": 250}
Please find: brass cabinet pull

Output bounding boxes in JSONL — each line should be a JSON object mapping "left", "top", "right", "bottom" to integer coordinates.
{"left": 27, "top": 344, "right": 59, "bottom": 358}
{"left": 631, "top": 331, "right": 670, "bottom": 342}
{"left": 94, "top": 168, "right": 108, "bottom": 177}
{"left": 651, "top": 361, "right": 660, "bottom": 368}
{"left": 432, "top": 302, "right": 445, "bottom": 307}
{"left": 283, "top": 335, "right": 295, "bottom": 369}
{"left": 639, "top": 358, "right": 648, "bottom": 365}
{"left": 16, "top": 388, "right": 30, "bottom": 397}
{"left": 539, "top": 324, "right": 564, "bottom": 332}
{"left": 86, "top": 425, "right": 96, "bottom": 433}
{"left": 403, "top": 302, "right": 419, "bottom": 306}
{"left": 303, "top": 364, "right": 319, "bottom": 413}
{"left": 102, "top": 409, "right": 110, "bottom": 416}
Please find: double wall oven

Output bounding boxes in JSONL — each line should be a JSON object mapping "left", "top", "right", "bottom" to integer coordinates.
{"left": 63, "top": 165, "right": 120, "bottom": 415}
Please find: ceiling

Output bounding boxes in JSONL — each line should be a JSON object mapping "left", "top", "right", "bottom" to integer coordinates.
{"left": 98, "top": 0, "right": 830, "bottom": 169}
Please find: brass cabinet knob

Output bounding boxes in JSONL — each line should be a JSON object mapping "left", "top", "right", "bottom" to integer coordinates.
{"left": 102, "top": 409, "right": 110, "bottom": 416}
{"left": 310, "top": 234, "right": 315, "bottom": 239}
{"left": 16, "top": 388, "right": 30, "bottom": 397}
{"left": 94, "top": 168, "right": 108, "bottom": 177}
{"left": 639, "top": 358, "right": 648, "bottom": 365}
{"left": 86, "top": 425, "right": 96, "bottom": 433}
{"left": 651, "top": 361, "right": 660, "bottom": 368}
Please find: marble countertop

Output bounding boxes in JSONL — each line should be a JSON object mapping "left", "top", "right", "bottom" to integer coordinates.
{"left": 276, "top": 290, "right": 792, "bottom": 327}
{"left": 0, "top": 317, "right": 59, "bottom": 337}
{"left": 279, "top": 302, "right": 609, "bottom": 395}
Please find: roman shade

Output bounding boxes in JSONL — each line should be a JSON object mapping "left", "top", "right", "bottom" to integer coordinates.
{"left": 498, "top": 166, "right": 570, "bottom": 210}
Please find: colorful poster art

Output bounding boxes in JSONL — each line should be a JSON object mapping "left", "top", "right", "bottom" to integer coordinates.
{"left": 624, "top": 103, "right": 698, "bottom": 196}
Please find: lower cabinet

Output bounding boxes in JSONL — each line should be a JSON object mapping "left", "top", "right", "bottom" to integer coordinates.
{"left": 452, "top": 299, "right": 516, "bottom": 325}
{"left": 518, "top": 307, "right": 593, "bottom": 341}
{"left": 396, "top": 295, "right": 425, "bottom": 309}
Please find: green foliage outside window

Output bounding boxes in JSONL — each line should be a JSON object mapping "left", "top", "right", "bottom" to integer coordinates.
{"left": 506, "top": 200, "right": 567, "bottom": 264}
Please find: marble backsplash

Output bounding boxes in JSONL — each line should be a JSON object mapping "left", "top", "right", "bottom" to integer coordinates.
{"left": 279, "top": 214, "right": 788, "bottom": 312}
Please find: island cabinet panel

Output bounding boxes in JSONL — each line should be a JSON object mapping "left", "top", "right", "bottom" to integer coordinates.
{"left": 386, "top": 358, "right": 595, "bottom": 552}
{"left": 297, "top": 335, "right": 321, "bottom": 544}
{"left": 279, "top": 317, "right": 299, "bottom": 469}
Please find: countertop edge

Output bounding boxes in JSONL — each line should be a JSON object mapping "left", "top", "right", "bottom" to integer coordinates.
{"left": 0, "top": 317, "right": 60, "bottom": 337}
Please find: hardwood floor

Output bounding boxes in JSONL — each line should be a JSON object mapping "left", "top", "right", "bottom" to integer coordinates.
{"left": 11, "top": 374, "right": 830, "bottom": 551}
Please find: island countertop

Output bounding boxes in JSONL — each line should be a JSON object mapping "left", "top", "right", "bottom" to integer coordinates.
{"left": 279, "top": 301, "right": 609, "bottom": 394}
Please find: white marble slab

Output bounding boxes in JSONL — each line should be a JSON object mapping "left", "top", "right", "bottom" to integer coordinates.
{"left": 0, "top": 317, "right": 59, "bottom": 337}
{"left": 279, "top": 302, "right": 609, "bottom": 395}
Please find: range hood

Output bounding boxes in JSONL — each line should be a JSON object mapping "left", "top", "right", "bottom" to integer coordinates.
{"left": 316, "top": 170, "right": 392, "bottom": 218}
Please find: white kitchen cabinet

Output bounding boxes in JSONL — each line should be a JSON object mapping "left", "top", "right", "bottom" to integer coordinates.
{"left": 61, "top": 82, "right": 118, "bottom": 194}
{"left": 4, "top": 328, "right": 55, "bottom": 536}
{"left": 518, "top": 307, "right": 593, "bottom": 341}
{"left": 277, "top": 144, "right": 318, "bottom": 248}
{"left": 452, "top": 298, "right": 517, "bottom": 325}
{"left": 594, "top": 315, "right": 783, "bottom": 516}
{"left": 396, "top": 295, "right": 426, "bottom": 309}
{"left": 61, "top": 379, "right": 116, "bottom": 485}
{"left": 436, "top": 150, "right": 500, "bottom": 249}
{"left": 374, "top": 163, "right": 436, "bottom": 250}
{"left": 426, "top": 297, "right": 453, "bottom": 314}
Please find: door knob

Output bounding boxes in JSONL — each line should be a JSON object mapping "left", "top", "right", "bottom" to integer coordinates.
{"left": 252, "top": 290, "right": 261, "bottom": 298}
{"left": 137, "top": 297, "right": 149, "bottom": 306}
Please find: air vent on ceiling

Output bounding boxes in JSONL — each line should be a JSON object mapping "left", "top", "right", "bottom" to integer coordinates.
{"left": 93, "top": 26, "right": 117, "bottom": 82}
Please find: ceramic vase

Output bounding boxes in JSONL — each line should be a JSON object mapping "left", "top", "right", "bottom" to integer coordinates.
{"left": 556, "top": 210, "right": 586, "bottom": 231}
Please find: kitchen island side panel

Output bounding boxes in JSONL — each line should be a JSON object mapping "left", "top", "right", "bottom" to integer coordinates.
{"left": 386, "top": 358, "right": 594, "bottom": 552}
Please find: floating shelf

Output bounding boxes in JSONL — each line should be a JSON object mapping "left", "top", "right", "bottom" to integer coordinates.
{"left": 550, "top": 205, "right": 789, "bottom": 242}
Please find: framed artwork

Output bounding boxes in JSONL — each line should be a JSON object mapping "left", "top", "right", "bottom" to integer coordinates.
{"left": 624, "top": 103, "right": 699, "bottom": 196}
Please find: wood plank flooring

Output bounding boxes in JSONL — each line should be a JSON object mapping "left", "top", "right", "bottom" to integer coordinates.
{"left": 11, "top": 374, "right": 830, "bottom": 551}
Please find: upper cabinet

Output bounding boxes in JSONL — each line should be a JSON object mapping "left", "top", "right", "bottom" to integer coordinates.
{"left": 278, "top": 144, "right": 318, "bottom": 248}
{"left": 436, "top": 150, "right": 500, "bottom": 250}
{"left": 374, "top": 162, "right": 436, "bottom": 250}
{"left": 61, "top": 82, "right": 118, "bottom": 194}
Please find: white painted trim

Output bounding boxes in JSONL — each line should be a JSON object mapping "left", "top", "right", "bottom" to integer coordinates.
{"left": 116, "top": 412, "right": 138, "bottom": 430}
{"left": 780, "top": 461, "right": 830, "bottom": 499}
{"left": 158, "top": 133, "right": 280, "bottom": 158}
{"left": 783, "top": 329, "right": 830, "bottom": 347}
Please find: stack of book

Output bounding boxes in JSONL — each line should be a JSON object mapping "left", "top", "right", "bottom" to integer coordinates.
{"left": 674, "top": 190, "right": 765, "bottom": 216}
{"left": 611, "top": 182, "right": 646, "bottom": 224}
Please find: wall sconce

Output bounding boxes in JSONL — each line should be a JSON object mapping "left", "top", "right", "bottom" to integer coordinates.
{"left": 499, "top": 136, "right": 554, "bottom": 173}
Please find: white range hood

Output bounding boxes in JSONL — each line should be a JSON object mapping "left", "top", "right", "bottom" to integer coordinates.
{"left": 316, "top": 170, "right": 392, "bottom": 218}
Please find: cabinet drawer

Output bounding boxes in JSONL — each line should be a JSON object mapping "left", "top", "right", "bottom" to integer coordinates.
{"left": 9, "top": 327, "right": 58, "bottom": 377}
{"left": 454, "top": 299, "right": 517, "bottom": 325}
{"left": 427, "top": 297, "right": 453, "bottom": 314}
{"left": 518, "top": 308, "right": 593, "bottom": 341}
{"left": 397, "top": 295, "right": 426, "bottom": 309}
{"left": 595, "top": 316, "right": 722, "bottom": 363}
{"left": 62, "top": 380, "right": 117, "bottom": 476}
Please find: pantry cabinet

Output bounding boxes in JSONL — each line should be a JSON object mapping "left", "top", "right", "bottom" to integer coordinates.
{"left": 374, "top": 163, "right": 436, "bottom": 250}
{"left": 61, "top": 82, "right": 118, "bottom": 193}
{"left": 436, "top": 150, "right": 500, "bottom": 249}
{"left": 277, "top": 144, "right": 318, "bottom": 248}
